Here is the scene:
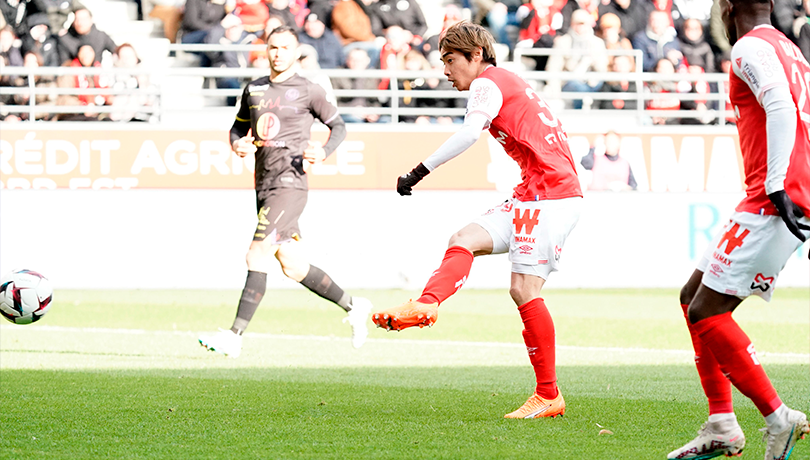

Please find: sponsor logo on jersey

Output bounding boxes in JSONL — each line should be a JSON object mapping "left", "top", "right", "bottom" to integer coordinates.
{"left": 755, "top": 48, "right": 779, "bottom": 78}
{"left": 518, "top": 245, "right": 533, "bottom": 254}
{"left": 249, "top": 84, "right": 269, "bottom": 92}
{"left": 254, "top": 139, "right": 286, "bottom": 147}
{"left": 709, "top": 263, "right": 724, "bottom": 277}
{"left": 285, "top": 89, "right": 300, "bottom": 101}
{"left": 740, "top": 62, "right": 760, "bottom": 89}
{"left": 712, "top": 252, "right": 732, "bottom": 266}
{"left": 470, "top": 83, "right": 491, "bottom": 110}
{"left": 515, "top": 236, "right": 535, "bottom": 243}
{"left": 256, "top": 112, "right": 281, "bottom": 140}
{"left": 513, "top": 208, "right": 541, "bottom": 234}
{"left": 554, "top": 245, "right": 562, "bottom": 262}
{"left": 717, "top": 222, "right": 749, "bottom": 255}
{"left": 750, "top": 273, "right": 773, "bottom": 292}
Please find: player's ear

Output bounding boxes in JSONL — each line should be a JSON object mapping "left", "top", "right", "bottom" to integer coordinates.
{"left": 472, "top": 47, "right": 483, "bottom": 62}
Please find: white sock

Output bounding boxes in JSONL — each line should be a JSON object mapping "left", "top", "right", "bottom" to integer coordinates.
{"left": 708, "top": 413, "right": 737, "bottom": 424}
{"left": 765, "top": 404, "right": 790, "bottom": 432}
{"left": 708, "top": 412, "right": 738, "bottom": 431}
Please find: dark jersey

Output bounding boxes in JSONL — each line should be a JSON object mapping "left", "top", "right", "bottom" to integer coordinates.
{"left": 234, "top": 74, "right": 341, "bottom": 192}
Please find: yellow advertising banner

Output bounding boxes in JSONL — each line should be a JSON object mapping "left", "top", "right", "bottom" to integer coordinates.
{"left": 0, "top": 128, "right": 743, "bottom": 192}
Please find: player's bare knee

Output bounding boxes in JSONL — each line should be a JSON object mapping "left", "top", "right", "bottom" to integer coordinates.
{"left": 508, "top": 286, "right": 523, "bottom": 305}
{"left": 509, "top": 284, "right": 536, "bottom": 306}
{"left": 278, "top": 258, "right": 307, "bottom": 282}
{"left": 245, "top": 248, "right": 262, "bottom": 266}
{"left": 687, "top": 303, "right": 705, "bottom": 324}
{"left": 447, "top": 231, "right": 468, "bottom": 249}
{"left": 679, "top": 284, "right": 694, "bottom": 307}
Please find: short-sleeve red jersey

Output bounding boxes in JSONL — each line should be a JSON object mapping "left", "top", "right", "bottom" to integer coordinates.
{"left": 477, "top": 67, "right": 582, "bottom": 202}
{"left": 730, "top": 26, "right": 810, "bottom": 215}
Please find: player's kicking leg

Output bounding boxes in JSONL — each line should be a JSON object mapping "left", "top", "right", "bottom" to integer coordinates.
{"left": 373, "top": 223, "right": 489, "bottom": 331}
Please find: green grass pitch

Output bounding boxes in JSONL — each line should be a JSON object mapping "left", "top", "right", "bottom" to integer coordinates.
{"left": 1, "top": 288, "right": 808, "bottom": 459}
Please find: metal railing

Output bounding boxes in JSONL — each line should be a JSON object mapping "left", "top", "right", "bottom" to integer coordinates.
{"left": 0, "top": 46, "right": 733, "bottom": 125}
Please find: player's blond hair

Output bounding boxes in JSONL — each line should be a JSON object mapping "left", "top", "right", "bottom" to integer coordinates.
{"left": 439, "top": 21, "right": 497, "bottom": 66}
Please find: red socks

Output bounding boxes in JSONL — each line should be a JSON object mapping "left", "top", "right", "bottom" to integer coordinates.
{"left": 519, "top": 298, "right": 558, "bottom": 399}
{"left": 692, "top": 312, "right": 782, "bottom": 417}
{"left": 417, "top": 246, "right": 474, "bottom": 305}
{"left": 681, "top": 304, "right": 733, "bottom": 414}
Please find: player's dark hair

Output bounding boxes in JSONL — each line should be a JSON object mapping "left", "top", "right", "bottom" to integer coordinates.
{"left": 269, "top": 25, "right": 299, "bottom": 43}
{"left": 440, "top": 21, "right": 497, "bottom": 66}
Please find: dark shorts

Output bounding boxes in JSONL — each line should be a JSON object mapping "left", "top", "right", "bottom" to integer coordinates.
{"left": 253, "top": 188, "right": 308, "bottom": 243}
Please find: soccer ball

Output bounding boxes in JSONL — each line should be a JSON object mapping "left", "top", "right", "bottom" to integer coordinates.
{"left": 0, "top": 269, "right": 53, "bottom": 324}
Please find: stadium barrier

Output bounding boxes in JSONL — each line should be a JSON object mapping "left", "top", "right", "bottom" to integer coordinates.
{"left": 0, "top": 47, "right": 732, "bottom": 126}
{"left": 1, "top": 125, "right": 807, "bottom": 290}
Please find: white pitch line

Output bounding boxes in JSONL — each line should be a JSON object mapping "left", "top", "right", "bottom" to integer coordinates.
{"left": 3, "top": 324, "right": 808, "bottom": 361}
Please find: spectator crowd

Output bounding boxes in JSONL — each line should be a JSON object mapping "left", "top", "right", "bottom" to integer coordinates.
{"left": 3, "top": 0, "right": 810, "bottom": 124}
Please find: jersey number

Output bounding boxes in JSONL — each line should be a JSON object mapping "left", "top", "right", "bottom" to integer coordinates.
{"left": 790, "top": 63, "right": 810, "bottom": 140}
{"left": 524, "top": 88, "right": 558, "bottom": 128}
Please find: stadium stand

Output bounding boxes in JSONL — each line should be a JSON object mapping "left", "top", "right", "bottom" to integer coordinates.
{"left": 1, "top": 0, "right": 807, "bottom": 130}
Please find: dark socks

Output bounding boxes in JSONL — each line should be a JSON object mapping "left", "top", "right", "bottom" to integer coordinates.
{"left": 300, "top": 265, "right": 351, "bottom": 311}
{"left": 231, "top": 271, "right": 267, "bottom": 335}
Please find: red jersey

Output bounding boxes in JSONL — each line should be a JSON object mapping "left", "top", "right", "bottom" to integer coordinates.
{"left": 730, "top": 25, "right": 810, "bottom": 215}
{"left": 474, "top": 66, "right": 582, "bottom": 201}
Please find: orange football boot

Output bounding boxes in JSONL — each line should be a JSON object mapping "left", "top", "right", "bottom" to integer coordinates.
{"left": 372, "top": 300, "right": 438, "bottom": 331}
{"left": 504, "top": 391, "right": 566, "bottom": 419}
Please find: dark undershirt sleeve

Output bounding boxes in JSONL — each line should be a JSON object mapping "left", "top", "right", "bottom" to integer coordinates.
{"left": 230, "top": 85, "right": 251, "bottom": 145}
{"left": 308, "top": 82, "right": 346, "bottom": 157}
{"left": 322, "top": 116, "right": 346, "bottom": 158}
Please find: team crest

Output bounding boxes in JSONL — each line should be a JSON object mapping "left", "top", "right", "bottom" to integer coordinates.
{"left": 285, "top": 89, "right": 300, "bottom": 101}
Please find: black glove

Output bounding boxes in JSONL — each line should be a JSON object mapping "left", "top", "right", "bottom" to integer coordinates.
{"left": 768, "top": 190, "right": 810, "bottom": 244}
{"left": 396, "top": 163, "right": 430, "bottom": 196}
{"left": 291, "top": 155, "right": 305, "bottom": 175}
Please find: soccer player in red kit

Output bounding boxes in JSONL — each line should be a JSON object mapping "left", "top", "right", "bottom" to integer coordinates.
{"left": 668, "top": 1, "right": 810, "bottom": 459}
{"left": 372, "top": 21, "right": 583, "bottom": 419}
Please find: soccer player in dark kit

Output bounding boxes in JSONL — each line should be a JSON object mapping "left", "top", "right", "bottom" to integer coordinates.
{"left": 199, "top": 26, "right": 372, "bottom": 357}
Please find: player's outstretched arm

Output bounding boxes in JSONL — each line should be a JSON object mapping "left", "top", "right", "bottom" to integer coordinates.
{"left": 395, "top": 112, "right": 488, "bottom": 196}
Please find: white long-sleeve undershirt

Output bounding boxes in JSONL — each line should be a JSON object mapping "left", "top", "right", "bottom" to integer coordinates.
{"left": 422, "top": 112, "right": 490, "bottom": 171}
{"left": 762, "top": 84, "right": 796, "bottom": 194}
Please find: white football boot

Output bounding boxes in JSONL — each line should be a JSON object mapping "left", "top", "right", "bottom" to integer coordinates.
{"left": 343, "top": 297, "right": 372, "bottom": 349}
{"left": 761, "top": 408, "right": 810, "bottom": 460}
{"left": 667, "top": 417, "right": 745, "bottom": 459}
{"left": 198, "top": 328, "right": 242, "bottom": 358}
